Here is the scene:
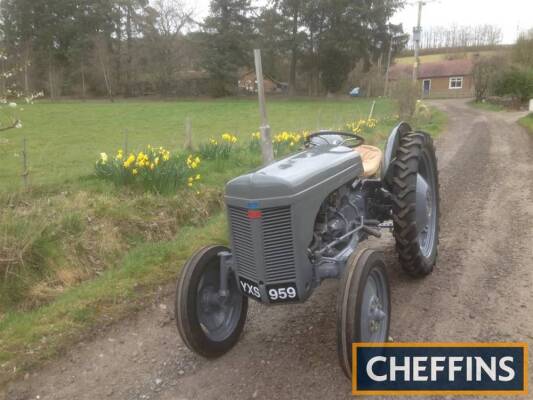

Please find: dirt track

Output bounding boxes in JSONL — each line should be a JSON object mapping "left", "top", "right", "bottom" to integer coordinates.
{"left": 5, "top": 99, "right": 533, "bottom": 400}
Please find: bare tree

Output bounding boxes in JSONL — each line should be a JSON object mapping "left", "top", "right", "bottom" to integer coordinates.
{"left": 143, "top": 0, "right": 195, "bottom": 94}
{"left": 93, "top": 35, "right": 114, "bottom": 101}
{"left": 472, "top": 56, "right": 506, "bottom": 101}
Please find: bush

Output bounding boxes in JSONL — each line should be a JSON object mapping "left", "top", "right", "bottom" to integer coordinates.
{"left": 391, "top": 78, "right": 419, "bottom": 119}
{"left": 494, "top": 67, "right": 533, "bottom": 104}
{"left": 95, "top": 146, "right": 201, "bottom": 194}
{"left": 472, "top": 56, "right": 506, "bottom": 101}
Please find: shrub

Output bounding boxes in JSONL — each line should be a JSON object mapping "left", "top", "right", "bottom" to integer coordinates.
{"left": 198, "top": 133, "right": 238, "bottom": 160}
{"left": 391, "top": 78, "right": 419, "bottom": 119}
{"left": 95, "top": 146, "right": 201, "bottom": 194}
{"left": 494, "top": 67, "right": 533, "bottom": 104}
{"left": 472, "top": 56, "right": 506, "bottom": 102}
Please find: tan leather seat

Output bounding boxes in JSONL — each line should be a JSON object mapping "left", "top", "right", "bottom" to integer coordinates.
{"left": 356, "top": 145, "right": 383, "bottom": 177}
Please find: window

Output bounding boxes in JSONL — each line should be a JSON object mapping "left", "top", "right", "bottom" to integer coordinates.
{"left": 449, "top": 76, "right": 463, "bottom": 89}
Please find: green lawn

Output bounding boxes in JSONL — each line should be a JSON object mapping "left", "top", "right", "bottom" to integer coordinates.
{"left": 0, "top": 98, "right": 395, "bottom": 191}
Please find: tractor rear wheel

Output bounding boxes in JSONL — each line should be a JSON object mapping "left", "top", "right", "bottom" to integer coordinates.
{"left": 175, "top": 245, "right": 248, "bottom": 358}
{"left": 337, "top": 249, "right": 391, "bottom": 378}
{"left": 391, "top": 131, "right": 440, "bottom": 277}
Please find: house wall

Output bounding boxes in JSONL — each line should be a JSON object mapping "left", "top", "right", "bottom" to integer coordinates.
{"left": 419, "top": 75, "right": 474, "bottom": 99}
{"left": 238, "top": 72, "right": 277, "bottom": 93}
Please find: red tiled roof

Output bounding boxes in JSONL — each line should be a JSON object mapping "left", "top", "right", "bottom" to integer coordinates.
{"left": 389, "top": 59, "right": 474, "bottom": 80}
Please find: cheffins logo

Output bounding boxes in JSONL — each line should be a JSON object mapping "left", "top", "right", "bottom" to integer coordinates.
{"left": 353, "top": 343, "right": 528, "bottom": 396}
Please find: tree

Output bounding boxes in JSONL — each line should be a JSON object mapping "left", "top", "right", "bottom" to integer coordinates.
{"left": 302, "top": 0, "right": 405, "bottom": 94}
{"left": 472, "top": 56, "right": 505, "bottom": 102}
{"left": 202, "top": 0, "right": 255, "bottom": 96}
{"left": 273, "top": 0, "right": 304, "bottom": 95}
{"left": 513, "top": 29, "right": 533, "bottom": 68}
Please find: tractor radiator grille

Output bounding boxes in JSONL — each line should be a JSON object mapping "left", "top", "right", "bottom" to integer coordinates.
{"left": 228, "top": 206, "right": 296, "bottom": 283}
{"left": 262, "top": 207, "right": 296, "bottom": 282}
{"left": 228, "top": 207, "right": 258, "bottom": 281}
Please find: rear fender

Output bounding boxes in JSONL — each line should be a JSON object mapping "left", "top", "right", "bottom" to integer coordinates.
{"left": 381, "top": 122, "right": 412, "bottom": 189}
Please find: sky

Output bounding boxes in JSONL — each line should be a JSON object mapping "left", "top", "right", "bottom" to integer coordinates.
{"left": 182, "top": 0, "right": 533, "bottom": 45}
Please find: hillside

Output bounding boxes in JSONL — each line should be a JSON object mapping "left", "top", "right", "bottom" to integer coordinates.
{"left": 396, "top": 48, "right": 510, "bottom": 65}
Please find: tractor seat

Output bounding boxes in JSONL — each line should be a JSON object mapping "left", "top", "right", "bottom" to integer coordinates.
{"left": 356, "top": 145, "right": 383, "bottom": 177}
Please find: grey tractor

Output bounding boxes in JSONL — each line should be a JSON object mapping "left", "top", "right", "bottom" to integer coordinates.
{"left": 175, "top": 122, "right": 439, "bottom": 378}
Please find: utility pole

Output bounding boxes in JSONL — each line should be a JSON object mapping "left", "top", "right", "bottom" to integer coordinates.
{"left": 412, "top": 0, "right": 424, "bottom": 82}
{"left": 254, "top": 49, "right": 274, "bottom": 165}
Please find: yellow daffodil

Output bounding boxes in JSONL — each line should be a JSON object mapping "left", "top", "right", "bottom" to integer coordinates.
{"left": 132, "top": 168, "right": 138, "bottom": 175}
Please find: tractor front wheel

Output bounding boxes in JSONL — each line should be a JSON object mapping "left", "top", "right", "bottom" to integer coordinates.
{"left": 337, "top": 249, "right": 391, "bottom": 378}
{"left": 175, "top": 245, "right": 248, "bottom": 358}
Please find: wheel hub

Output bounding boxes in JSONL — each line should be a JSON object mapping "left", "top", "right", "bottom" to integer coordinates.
{"left": 368, "top": 295, "right": 385, "bottom": 333}
{"left": 416, "top": 169, "right": 436, "bottom": 258}
{"left": 416, "top": 174, "right": 430, "bottom": 232}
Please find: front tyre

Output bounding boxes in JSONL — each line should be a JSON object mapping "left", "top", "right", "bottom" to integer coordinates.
{"left": 337, "top": 249, "right": 391, "bottom": 378}
{"left": 391, "top": 131, "right": 440, "bottom": 277}
{"left": 175, "top": 245, "right": 248, "bottom": 358}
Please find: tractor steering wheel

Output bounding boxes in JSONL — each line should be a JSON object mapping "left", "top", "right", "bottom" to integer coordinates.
{"left": 305, "top": 131, "right": 365, "bottom": 148}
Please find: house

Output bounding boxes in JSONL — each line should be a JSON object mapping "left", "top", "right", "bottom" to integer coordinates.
{"left": 238, "top": 70, "right": 288, "bottom": 94}
{"left": 388, "top": 59, "right": 474, "bottom": 98}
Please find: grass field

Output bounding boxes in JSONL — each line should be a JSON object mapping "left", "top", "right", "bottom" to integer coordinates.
{"left": 0, "top": 98, "right": 395, "bottom": 192}
{"left": 0, "top": 97, "right": 447, "bottom": 385}
{"left": 395, "top": 49, "right": 503, "bottom": 65}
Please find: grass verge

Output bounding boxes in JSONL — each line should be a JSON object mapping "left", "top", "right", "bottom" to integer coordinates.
{"left": 0, "top": 213, "right": 227, "bottom": 386}
{"left": 468, "top": 100, "right": 505, "bottom": 112}
{"left": 518, "top": 113, "right": 533, "bottom": 134}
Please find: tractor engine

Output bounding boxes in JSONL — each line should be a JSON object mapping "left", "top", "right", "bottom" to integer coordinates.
{"left": 309, "top": 184, "right": 365, "bottom": 258}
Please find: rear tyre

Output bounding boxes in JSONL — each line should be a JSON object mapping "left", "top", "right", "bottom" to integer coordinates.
{"left": 337, "top": 249, "right": 391, "bottom": 379}
{"left": 175, "top": 245, "right": 248, "bottom": 358}
{"left": 391, "top": 131, "right": 440, "bottom": 277}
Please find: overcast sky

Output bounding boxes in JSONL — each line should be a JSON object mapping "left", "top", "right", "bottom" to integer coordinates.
{"left": 183, "top": 0, "right": 533, "bottom": 44}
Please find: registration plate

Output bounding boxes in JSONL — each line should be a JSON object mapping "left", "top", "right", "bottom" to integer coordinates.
{"left": 238, "top": 277, "right": 261, "bottom": 300}
{"left": 238, "top": 278, "right": 299, "bottom": 303}
{"left": 266, "top": 282, "right": 299, "bottom": 303}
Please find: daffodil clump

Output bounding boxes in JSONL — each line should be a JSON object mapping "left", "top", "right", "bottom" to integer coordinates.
{"left": 198, "top": 133, "right": 239, "bottom": 160}
{"left": 95, "top": 145, "right": 201, "bottom": 193}
{"left": 248, "top": 131, "right": 261, "bottom": 152}
{"left": 345, "top": 118, "right": 379, "bottom": 134}
{"left": 271, "top": 130, "right": 309, "bottom": 156}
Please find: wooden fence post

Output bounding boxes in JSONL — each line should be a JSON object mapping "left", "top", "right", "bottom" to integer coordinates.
{"left": 21, "top": 137, "right": 28, "bottom": 189}
{"left": 184, "top": 117, "right": 193, "bottom": 150}
{"left": 254, "top": 49, "right": 274, "bottom": 165}
{"left": 368, "top": 100, "right": 376, "bottom": 121}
